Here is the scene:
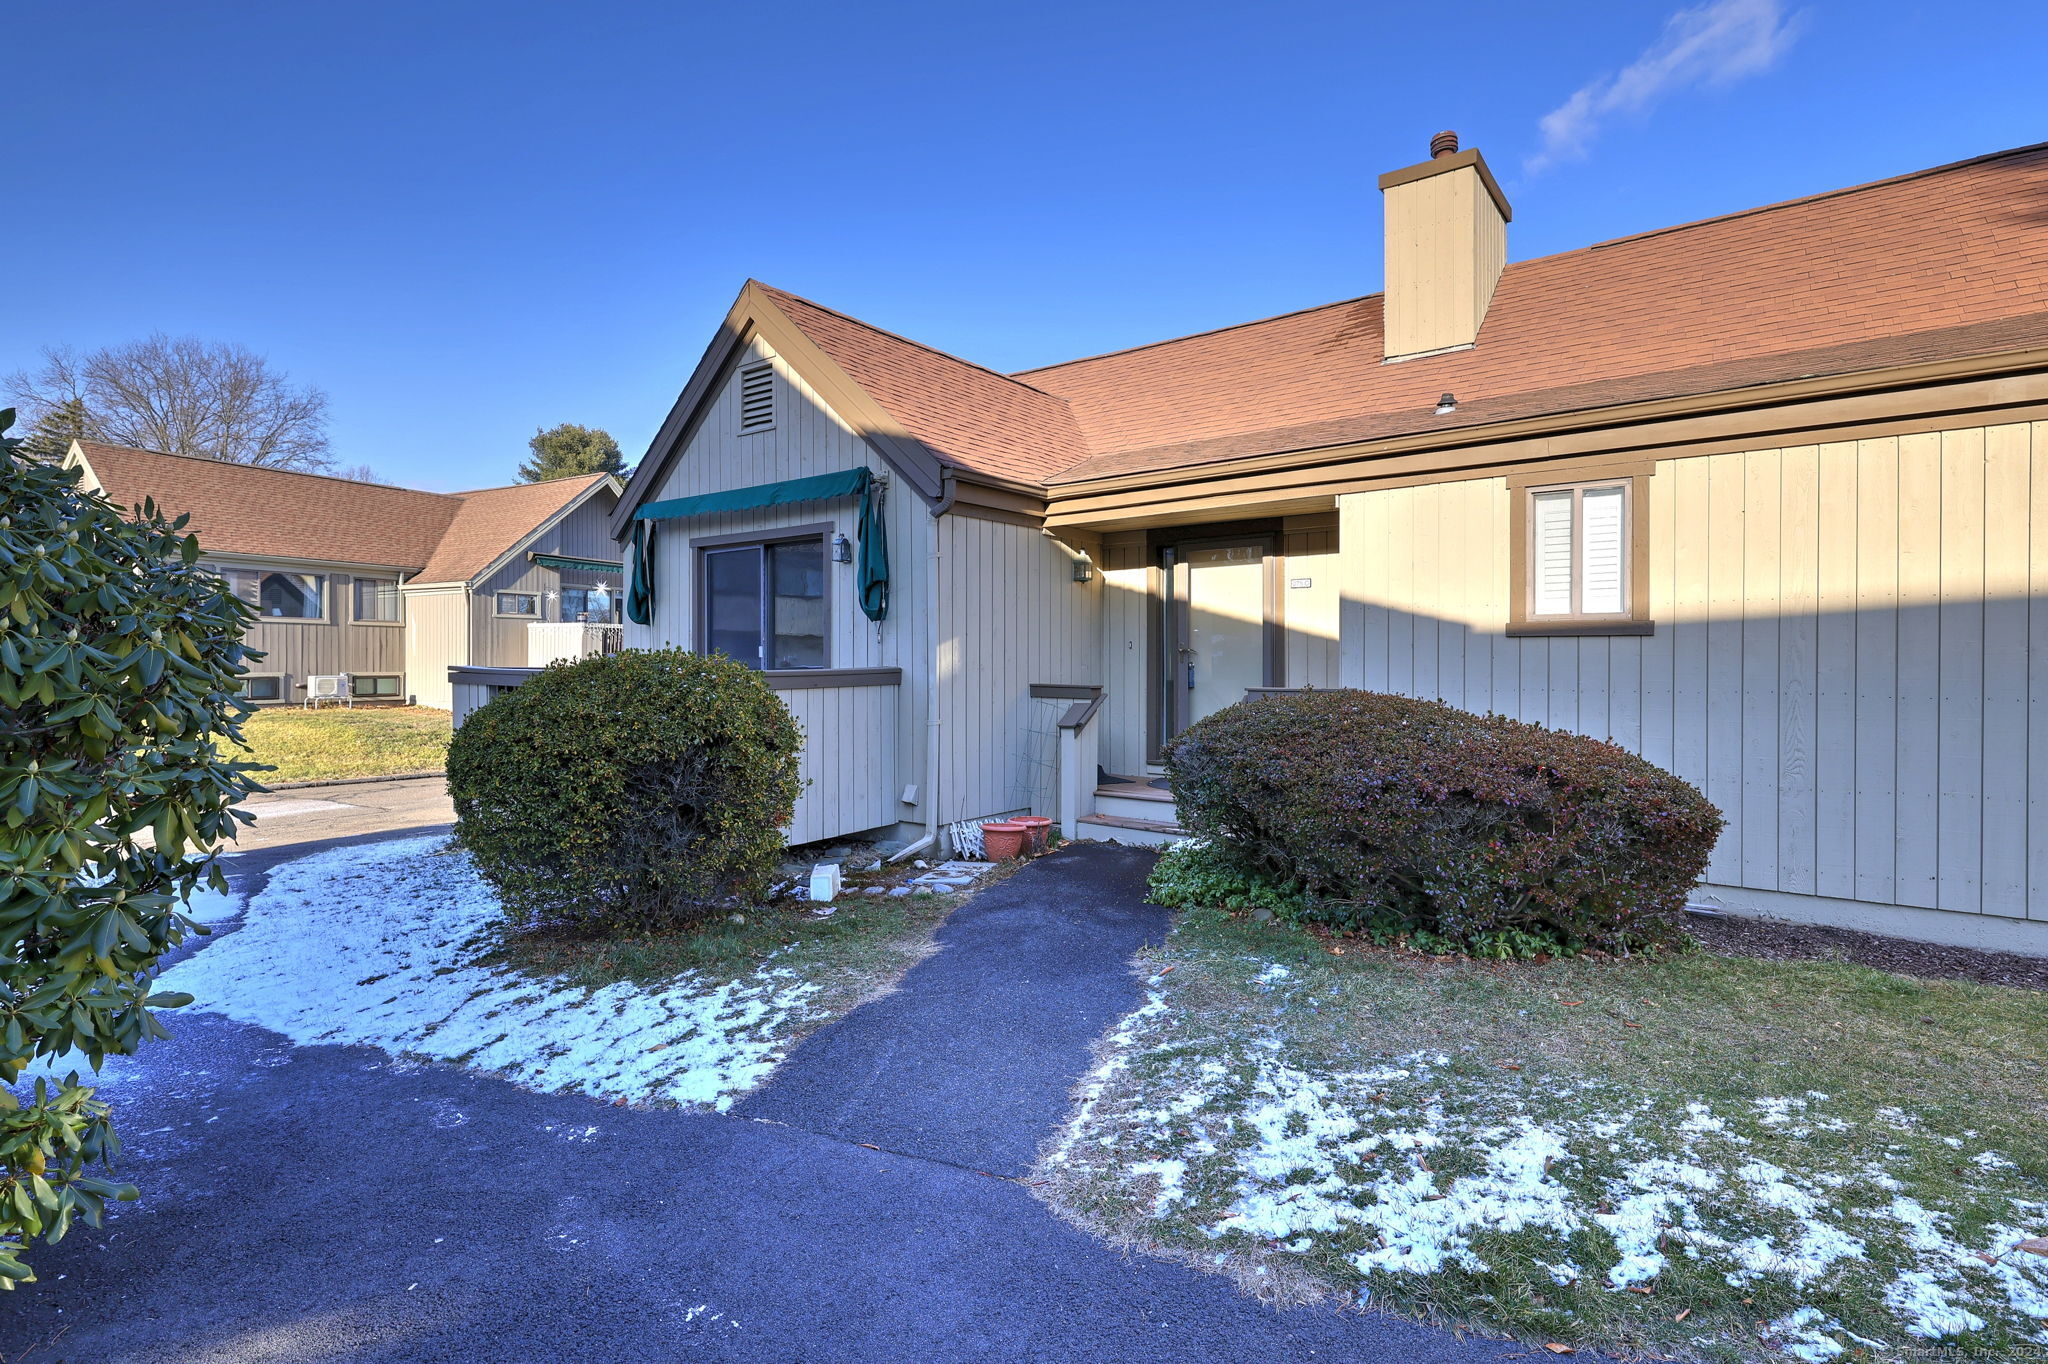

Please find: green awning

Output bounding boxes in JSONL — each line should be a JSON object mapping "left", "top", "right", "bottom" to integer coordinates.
{"left": 629, "top": 467, "right": 888, "bottom": 624}
{"left": 529, "top": 552, "right": 623, "bottom": 574}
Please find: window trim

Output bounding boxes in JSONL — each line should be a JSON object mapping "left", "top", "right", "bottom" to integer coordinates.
{"left": 1506, "top": 466, "right": 1654, "bottom": 637}
{"left": 494, "top": 591, "right": 541, "bottom": 619}
{"left": 349, "top": 673, "right": 403, "bottom": 699}
{"left": 690, "top": 524, "right": 832, "bottom": 669}
{"left": 351, "top": 575, "right": 403, "bottom": 626}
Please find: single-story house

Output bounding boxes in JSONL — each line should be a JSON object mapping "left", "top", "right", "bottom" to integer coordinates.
{"left": 593, "top": 133, "right": 2048, "bottom": 954}
{"left": 63, "top": 440, "right": 624, "bottom": 708}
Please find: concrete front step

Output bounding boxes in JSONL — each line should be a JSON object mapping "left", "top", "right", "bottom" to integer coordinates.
{"left": 1074, "top": 812, "right": 1187, "bottom": 848}
{"left": 1094, "top": 791, "right": 1178, "bottom": 824}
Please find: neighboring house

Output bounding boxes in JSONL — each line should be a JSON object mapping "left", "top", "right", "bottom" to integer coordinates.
{"left": 593, "top": 134, "right": 2043, "bottom": 954}
{"left": 64, "top": 441, "right": 623, "bottom": 708}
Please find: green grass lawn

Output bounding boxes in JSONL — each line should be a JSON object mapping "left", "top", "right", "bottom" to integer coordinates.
{"left": 1039, "top": 889, "right": 2048, "bottom": 1361}
{"left": 241, "top": 705, "right": 452, "bottom": 783}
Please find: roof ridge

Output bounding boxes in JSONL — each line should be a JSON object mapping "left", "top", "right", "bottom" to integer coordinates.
{"left": 1016, "top": 140, "right": 2048, "bottom": 379}
{"left": 450, "top": 472, "right": 607, "bottom": 497}
{"left": 80, "top": 440, "right": 460, "bottom": 499}
{"left": 754, "top": 281, "right": 1068, "bottom": 400}
{"left": 1586, "top": 138, "right": 2048, "bottom": 252}
{"left": 77, "top": 440, "right": 458, "bottom": 500}
{"left": 1010, "top": 293, "right": 1380, "bottom": 377}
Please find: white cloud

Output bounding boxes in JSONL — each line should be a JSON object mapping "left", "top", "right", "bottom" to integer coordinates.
{"left": 1526, "top": 0, "right": 1806, "bottom": 173}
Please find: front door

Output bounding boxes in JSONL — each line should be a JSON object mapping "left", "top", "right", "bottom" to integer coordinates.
{"left": 1163, "top": 539, "right": 1273, "bottom": 741}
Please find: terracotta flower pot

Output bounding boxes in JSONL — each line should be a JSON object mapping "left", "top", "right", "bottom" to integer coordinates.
{"left": 1013, "top": 815, "right": 1053, "bottom": 855}
{"left": 980, "top": 821, "right": 1028, "bottom": 861}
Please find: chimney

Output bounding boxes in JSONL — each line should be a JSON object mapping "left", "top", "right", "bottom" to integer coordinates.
{"left": 1378, "top": 130, "right": 1512, "bottom": 361}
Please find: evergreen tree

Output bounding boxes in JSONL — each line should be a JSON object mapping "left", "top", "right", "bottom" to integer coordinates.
{"left": 518, "top": 423, "right": 624, "bottom": 482}
{"left": 18, "top": 397, "right": 92, "bottom": 460}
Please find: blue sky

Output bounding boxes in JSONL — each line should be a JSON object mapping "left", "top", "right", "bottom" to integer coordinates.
{"left": 7, "top": 1, "right": 2043, "bottom": 490}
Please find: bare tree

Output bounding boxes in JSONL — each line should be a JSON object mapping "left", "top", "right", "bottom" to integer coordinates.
{"left": 332, "top": 463, "right": 389, "bottom": 484}
{"left": 6, "top": 335, "right": 332, "bottom": 470}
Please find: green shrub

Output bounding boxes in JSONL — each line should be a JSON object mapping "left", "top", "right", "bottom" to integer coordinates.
{"left": 1165, "top": 689, "right": 1722, "bottom": 953}
{"left": 0, "top": 410, "right": 261, "bottom": 1285}
{"left": 1148, "top": 839, "right": 1314, "bottom": 920}
{"left": 448, "top": 648, "right": 804, "bottom": 934}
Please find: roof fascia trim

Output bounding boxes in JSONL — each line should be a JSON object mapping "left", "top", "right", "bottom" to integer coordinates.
{"left": 1045, "top": 344, "right": 2048, "bottom": 505}
{"left": 609, "top": 283, "right": 950, "bottom": 539}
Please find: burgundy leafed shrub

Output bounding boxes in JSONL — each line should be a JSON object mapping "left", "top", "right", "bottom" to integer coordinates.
{"left": 1164, "top": 690, "right": 1723, "bottom": 952}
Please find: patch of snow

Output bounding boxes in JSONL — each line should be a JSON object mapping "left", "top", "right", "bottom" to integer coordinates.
{"left": 1764, "top": 1306, "right": 1886, "bottom": 1361}
{"left": 1971, "top": 1151, "right": 2016, "bottom": 1170}
{"left": 1887, "top": 1271, "right": 1988, "bottom": 1338}
{"left": 1128, "top": 1159, "right": 1188, "bottom": 1214}
{"left": 156, "top": 837, "right": 824, "bottom": 1110}
{"left": 180, "top": 882, "right": 244, "bottom": 925}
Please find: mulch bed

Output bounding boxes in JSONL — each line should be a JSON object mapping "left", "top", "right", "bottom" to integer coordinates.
{"left": 1689, "top": 911, "right": 2048, "bottom": 992}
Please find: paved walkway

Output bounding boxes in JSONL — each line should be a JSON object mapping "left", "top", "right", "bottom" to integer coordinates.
{"left": 230, "top": 775, "right": 453, "bottom": 852}
{"left": 1, "top": 841, "right": 1525, "bottom": 1363}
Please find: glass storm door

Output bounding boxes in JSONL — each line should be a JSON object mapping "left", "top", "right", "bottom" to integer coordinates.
{"left": 1164, "top": 540, "right": 1270, "bottom": 738}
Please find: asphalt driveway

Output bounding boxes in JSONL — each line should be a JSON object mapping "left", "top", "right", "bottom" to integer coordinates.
{"left": 0, "top": 838, "right": 1527, "bottom": 1364}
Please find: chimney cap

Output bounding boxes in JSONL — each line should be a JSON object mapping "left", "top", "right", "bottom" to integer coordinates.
{"left": 1430, "top": 130, "right": 1460, "bottom": 159}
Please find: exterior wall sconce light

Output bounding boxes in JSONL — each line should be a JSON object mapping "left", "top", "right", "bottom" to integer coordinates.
{"left": 831, "top": 533, "right": 854, "bottom": 563}
{"left": 1073, "top": 555, "right": 1094, "bottom": 583}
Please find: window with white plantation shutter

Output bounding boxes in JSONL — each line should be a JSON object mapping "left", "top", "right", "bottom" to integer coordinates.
{"left": 738, "top": 363, "right": 775, "bottom": 433}
{"left": 1579, "top": 485, "right": 1625, "bottom": 615}
{"left": 1531, "top": 490, "right": 1575, "bottom": 616}
{"left": 1520, "top": 478, "right": 1636, "bottom": 625}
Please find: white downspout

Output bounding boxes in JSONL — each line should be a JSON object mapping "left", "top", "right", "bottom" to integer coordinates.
{"left": 887, "top": 477, "right": 946, "bottom": 864}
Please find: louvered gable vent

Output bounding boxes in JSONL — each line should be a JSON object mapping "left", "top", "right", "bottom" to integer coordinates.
{"left": 738, "top": 363, "right": 776, "bottom": 432}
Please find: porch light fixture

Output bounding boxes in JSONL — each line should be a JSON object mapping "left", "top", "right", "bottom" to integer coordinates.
{"left": 1072, "top": 555, "right": 1094, "bottom": 583}
{"left": 1435, "top": 392, "right": 1457, "bottom": 414}
{"left": 831, "top": 533, "right": 854, "bottom": 563}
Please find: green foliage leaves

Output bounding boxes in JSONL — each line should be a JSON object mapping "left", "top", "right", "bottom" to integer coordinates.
{"left": 0, "top": 408, "right": 262, "bottom": 1284}
{"left": 1164, "top": 690, "right": 1723, "bottom": 954}
{"left": 447, "top": 649, "right": 803, "bottom": 935}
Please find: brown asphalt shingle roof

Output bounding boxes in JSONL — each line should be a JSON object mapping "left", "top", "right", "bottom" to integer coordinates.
{"left": 74, "top": 441, "right": 609, "bottom": 583}
{"left": 413, "top": 476, "right": 612, "bottom": 583}
{"left": 751, "top": 142, "right": 2048, "bottom": 491}
{"left": 755, "top": 284, "right": 1091, "bottom": 484}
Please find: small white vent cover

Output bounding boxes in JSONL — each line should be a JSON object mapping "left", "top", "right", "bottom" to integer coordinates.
{"left": 738, "top": 363, "right": 775, "bottom": 432}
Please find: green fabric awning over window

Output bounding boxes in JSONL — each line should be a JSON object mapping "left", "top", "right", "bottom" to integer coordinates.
{"left": 529, "top": 552, "right": 623, "bottom": 574}
{"left": 627, "top": 467, "right": 888, "bottom": 625}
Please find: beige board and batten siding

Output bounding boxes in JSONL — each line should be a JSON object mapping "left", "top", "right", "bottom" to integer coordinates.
{"left": 622, "top": 337, "right": 934, "bottom": 845}
{"left": 1282, "top": 512, "right": 1342, "bottom": 690}
{"left": 467, "top": 491, "right": 625, "bottom": 668}
{"left": 403, "top": 586, "right": 469, "bottom": 710}
{"left": 934, "top": 515, "right": 1101, "bottom": 825}
{"left": 1335, "top": 421, "right": 2048, "bottom": 953}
